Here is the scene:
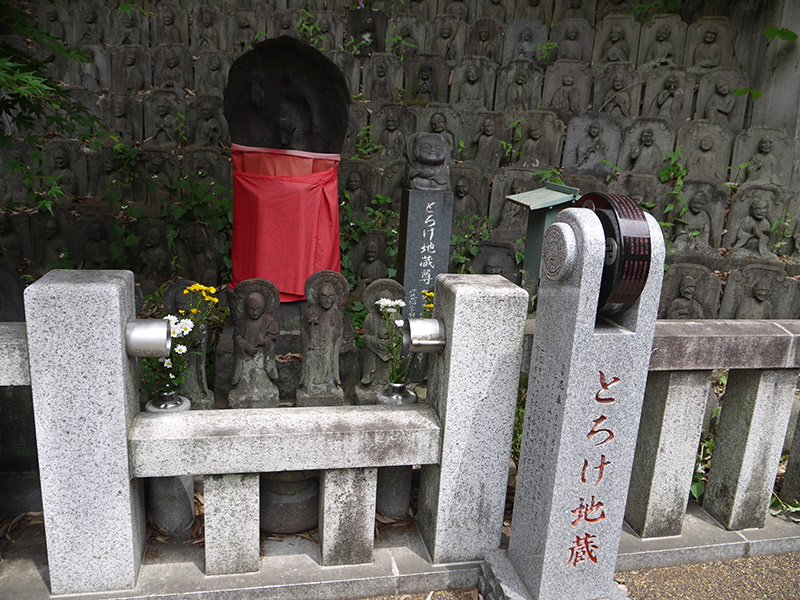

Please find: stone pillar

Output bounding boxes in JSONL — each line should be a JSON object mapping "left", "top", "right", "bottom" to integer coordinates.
{"left": 704, "top": 368, "right": 798, "bottom": 530}
{"left": 507, "top": 208, "right": 664, "bottom": 600}
{"left": 204, "top": 473, "right": 260, "bottom": 575}
{"left": 418, "top": 274, "right": 528, "bottom": 563}
{"left": 625, "top": 370, "right": 712, "bottom": 538}
{"left": 24, "top": 270, "right": 145, "bottom": 595}
{"left": 397, "top": 188, "right": 454, "bottom": 318}
{"left": 319, "top": 468, "right": 377, "bottom": 566}
{"left": 781, "top": 413, "right": 800, "bottom": 503}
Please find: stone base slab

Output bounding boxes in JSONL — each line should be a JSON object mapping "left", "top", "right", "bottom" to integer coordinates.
{"left": 0, "top": 525, "right": 479, "bottom": 600}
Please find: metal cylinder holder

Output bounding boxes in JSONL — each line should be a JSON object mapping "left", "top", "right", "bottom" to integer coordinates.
{"left": 126, "top": 319, "right": 171, "bottom": 357}
{"left": 400, "top": 318, "right": 446, "bottom": 353}
{"left": 575, "top": 192, "right": 652, "bottom": 315}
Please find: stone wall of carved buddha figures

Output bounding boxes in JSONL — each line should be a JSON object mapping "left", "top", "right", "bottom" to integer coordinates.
{"left": 1, "top": 0, "right": 800, "bottom": 319}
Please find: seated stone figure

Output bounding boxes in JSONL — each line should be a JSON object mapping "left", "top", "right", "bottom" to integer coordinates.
{"left": 644, "top": 24, "right": 675, "bottom": 67}
{"left": 405, "top": 133, "right": 450, "bottom": 191}
{"left": 672, "top": 192, "right": 712, "bottom": 252}
{"left": 740, "top": 137, "right": 779, "bottom": 186}
{"left": 229, "top": 279, "right": 281, "bottom": 409}
{"left": 666, "top": 275, "right": 704, "bottom": 319}
{"left": 735, "top": 278, "right": 773, "bottom": 319}
{"left": 732, "top": 197, "right": 775, "bottom": 259}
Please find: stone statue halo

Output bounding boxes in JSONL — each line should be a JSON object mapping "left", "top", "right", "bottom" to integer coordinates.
{"left": 233, "top": 278, "right": 280, "bottom": 320}
{"left": 363, "top": 278, "right": 405, "bottom": 311}
{"left": 305, "top": 270, "right": 349, "bottom": 307}
{"left": 164, "top": 279, "right": 197, "bottom": 314}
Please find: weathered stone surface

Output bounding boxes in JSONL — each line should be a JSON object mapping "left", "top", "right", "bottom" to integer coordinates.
{"left": 704, "top": 369, "right": 798, "bottom": 530}
{"left": 642, "top": 67, "right": 693, "bottom": 123}
{"left": 694, "top": 68, "right": 748, "bottom": 129}
{"left": 397, "top": 188, "right": 454, "bottom": 318}
{"left": 466, "top": 18, "right": 503, "bottom": 64}
{"left": 205, "top": 473, "right": 260, "bottom": 575}
{"left": 670, "top": 180, "right": 727, "bottom": 258}
{"left": 722, "top": 184, "right": 787, "bottom": 259}
{"left": 617, "top": 118, "right": 675, "bottom": 175}
{"left": 488, "top": 167, "right": 541, "bottom": 244}
{"left": 24, "top": 270, "right": 144, "bottom": 594}
{"left": 0, "top": 323, "right": 28, "bottom": 386}
{"left": 636, "top": 14, "right": 686, "bottom": 71}
{"left": 719, "top": 264, "right": 795, "bottom": 319}
{"left": 658, "top": 263, "right": 720, "bottom": 320}
{"left": 418, "top": 274, "right": 528, "bottom": 563}
{"left": 686, "top": 16, "right": 735, "bottom": 73}
{"left": 731, "top": 127, "right": 792, "bottom": 187}
{"left": 427, "top": 15, "right": 466, "bottom": 64}
{"left": 363, "top": 53, "right": 403, "bottom": 103}
{"left": 152, "top": 3, "right": 187, "bottom": 46}
{"left": 339, "top": 159, "right": 380, "bottom": 220}
{"left": 451, "top": 57, "right": 496, "bottom": 111}
{"left": 404, "top": 54, "right": 449, "bottom": 103}
{"left": 648, "top": 320, "right": 800, "bottom": 371}
{"left": 541, "top": 60, "right": 592, "bottom": 121}
{"left": 678, "top": 123, "right": 734, "bottom": 183}
{"left": 510, "top": 110, "right": 564, "bottom": 170}
{"left": 503, "top": 18, "right": 549, "bottom": 65}
{"left": 625, "top": 370, "right": 712, "bottom": 537}
{"left": 593, "top": 63, "right": 641, "bottom": 119}
{"left": 550, "top": 19, "right": 594, "bottom": 62}
{"left": 508, "top": 208, "right": 664, "bottom": 600}
{"left": 592, "top": 14, "right": 639, "bottom": 65}
{"left": 554, "top": 0, "right": 597, "bottom": 25}
{"left": 494, "top": 60, "right": 543, "bottom": 112}
{"left": 320, "top": 468, "right": 377, "bottom": 566}
{"left": 130, "top": 405, "right": 441, "bottom": 477}
{"left": 562, "top": 113, "right": 622, "bottom": 177}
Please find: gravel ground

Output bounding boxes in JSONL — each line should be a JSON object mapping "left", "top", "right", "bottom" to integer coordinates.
{"left": 618, "top": 552, "right": 800, "bottom": 600}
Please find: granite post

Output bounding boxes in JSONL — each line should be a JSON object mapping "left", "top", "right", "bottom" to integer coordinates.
{"left": 24, "top": 270, "right": 145, "bottom": 595}
{"left": 703, "top": 368, "right": 798, "bottom": 530}
{"left": 319, "top": 467, "right": 377, "bottom": 566}
{"left": 417, "top": 274, "right": 528, "bottom": 563}
{"left": 204, "top": 473, "right": 260, "bottom": 575}
{"left": 397, "top": 189, "right": 454, "bottom": 319}
{"left": 625, "top": 370, "right": 712, "bottom": 537}
{"left": 507, "top": 208, "right": 664, "bottom": 600}
{"left": 781, "top": 414, "right": 800, "bottom": 503}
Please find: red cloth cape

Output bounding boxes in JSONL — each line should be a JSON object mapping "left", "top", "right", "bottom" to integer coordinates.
{"left": 231, "top": 144, "right": 341, "bottom": 302}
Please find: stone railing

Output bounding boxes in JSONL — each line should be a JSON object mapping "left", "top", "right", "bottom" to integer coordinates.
{"left": 3, "top": 270, "right": 800, "bottom": 598}
{"left": 2, "top": 269, "right": 527, "bottom": 596}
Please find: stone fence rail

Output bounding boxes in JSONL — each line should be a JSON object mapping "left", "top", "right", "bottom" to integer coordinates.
{"left": 2, "top": 273, "right": 800, "bottom": 596}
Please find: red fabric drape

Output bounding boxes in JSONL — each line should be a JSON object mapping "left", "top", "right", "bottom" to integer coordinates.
{"left": 231, "top": 144, "right": 341, "bottom": 302}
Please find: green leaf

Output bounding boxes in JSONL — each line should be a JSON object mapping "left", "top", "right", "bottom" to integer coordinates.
{"left": 779, "top": 28, "right": 799, "bottom": 42}
{"left": 750, "top": 89, "right": 764, "bottom": 99}
{"left": 690, "top": 481, "right": 705, "bottom": 501}
{"left": 733, "top": 88, "right": 749, "bottom": 97}
{"left": 763, "top": 27, "right": 781, "bottom": 40}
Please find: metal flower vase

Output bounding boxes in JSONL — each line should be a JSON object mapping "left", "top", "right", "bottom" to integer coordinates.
{"left": 376, "top": 382, "right": 417, "bottom": 405}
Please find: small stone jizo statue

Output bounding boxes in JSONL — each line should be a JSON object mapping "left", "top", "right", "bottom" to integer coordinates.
{"left": 405, "top": 132, "right": 450, "bottom": 191}
{"left": 297, "top": 270, "right": 349, "bottom": 405}
{"left": 229, "top": 278, "right": 281, "bottom": 408}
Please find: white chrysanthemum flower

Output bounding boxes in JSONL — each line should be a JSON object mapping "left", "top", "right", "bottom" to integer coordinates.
{"left": 174, "top": 344, "right": 187, "bottom": 355}
{"left": 178, "top": 319, "right": 194, "bottom": 335}
{"left": 169, "top": 373, "right": 175, "bottom": 379}
{"left": 165, "top": 315, "right": 179, "bottom": 324}
{"left": 163, "top": 358, "right": 173, "bottom": 368}
{"left": 376, "top": 298, "right": 392, "bottom": 308}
